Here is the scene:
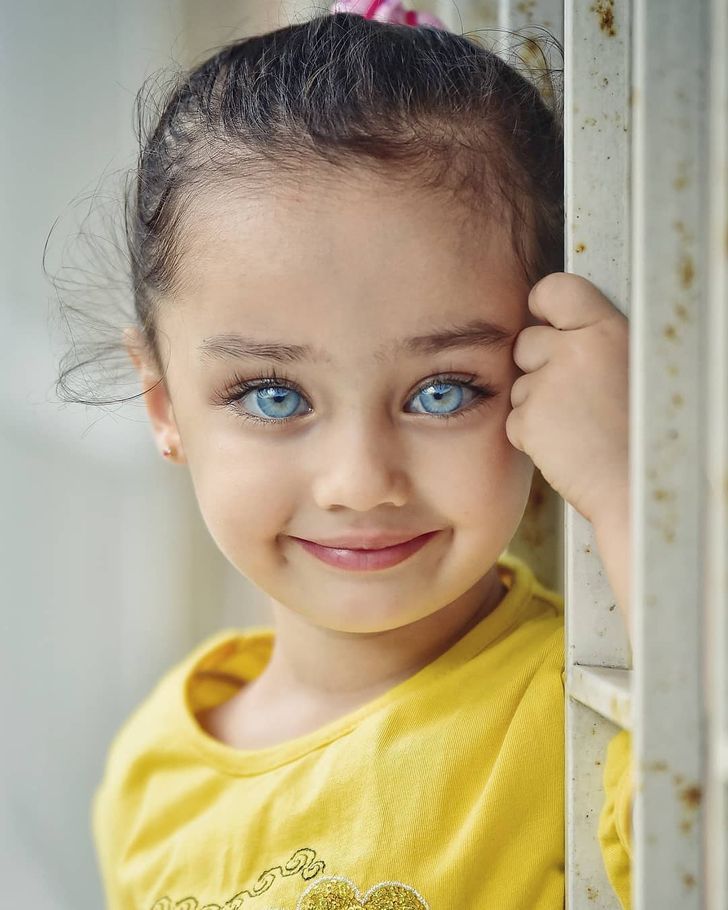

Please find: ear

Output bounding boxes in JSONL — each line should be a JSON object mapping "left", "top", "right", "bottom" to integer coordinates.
{"left": 123, "top": 326, "right": 186, "bottom": 463}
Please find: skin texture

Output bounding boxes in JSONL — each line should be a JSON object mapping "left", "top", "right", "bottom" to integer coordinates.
{"left": 126, "top": 170, "right": 630, "bottom": 748}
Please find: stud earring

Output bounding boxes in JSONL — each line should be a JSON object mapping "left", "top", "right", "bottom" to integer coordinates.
{"left": 162, "top": 446, "right": 176, "bottom": 458}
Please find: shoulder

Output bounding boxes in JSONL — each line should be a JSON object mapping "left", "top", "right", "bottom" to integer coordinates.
{"left": 501, "top": 550, "right": 564, "bottom": 645}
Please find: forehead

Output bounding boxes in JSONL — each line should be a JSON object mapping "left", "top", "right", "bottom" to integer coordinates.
{"left": 164, "top": 172, "right": 529, "bottom": 359}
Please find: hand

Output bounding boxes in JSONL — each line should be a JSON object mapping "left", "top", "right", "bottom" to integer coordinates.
{"left": 506, "top": 272, "right": 629, "bottom": 531}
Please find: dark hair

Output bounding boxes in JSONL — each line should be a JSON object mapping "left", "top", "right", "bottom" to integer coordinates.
{"left": 51, "top": 12, "right": 563, "bottom": 406}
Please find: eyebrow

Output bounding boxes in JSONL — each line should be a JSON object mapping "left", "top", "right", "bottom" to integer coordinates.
{"left": 198, "top": 318, "right": 515, "bottom": 365}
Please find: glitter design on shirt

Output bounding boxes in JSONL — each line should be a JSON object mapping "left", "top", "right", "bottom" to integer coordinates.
{"left": 296, "top": 875, "right": 430, "bottom": 909}
{"left": 149, "top": 847, "right": 325, "bottom": 909}
{"left": 148, "top": 856, "right": 431, "bottom": 910}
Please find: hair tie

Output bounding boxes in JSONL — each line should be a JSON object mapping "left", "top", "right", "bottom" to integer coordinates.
{"left": 330, "top": 0, "right": 449, "bottom": 31}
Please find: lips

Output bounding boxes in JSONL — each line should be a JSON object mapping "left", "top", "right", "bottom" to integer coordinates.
{"left": 290, "top": 530, "right": 440, "bottom": 571}
{"left": 304, "top": 531, "right": 435, "bottom": 550}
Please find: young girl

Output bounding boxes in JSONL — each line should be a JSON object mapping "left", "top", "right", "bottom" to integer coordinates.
{"left": 78, "top": 5, "right": 633, "bottom": 908}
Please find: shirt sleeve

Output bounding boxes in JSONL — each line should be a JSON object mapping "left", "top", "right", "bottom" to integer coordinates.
{"left": 597, "top": 728, "right": 633, "bottom": 910}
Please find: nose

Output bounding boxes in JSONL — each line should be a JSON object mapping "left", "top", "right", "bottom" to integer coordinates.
{"left": 311, "top": 416, "right": 409, "bottom": 511}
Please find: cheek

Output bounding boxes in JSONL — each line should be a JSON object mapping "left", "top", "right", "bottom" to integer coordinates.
{"left": 186, "top": 437, "right": 296, "bottom": 563}
{"left": 421, "top": 415, "right": 533, "bottom": 527}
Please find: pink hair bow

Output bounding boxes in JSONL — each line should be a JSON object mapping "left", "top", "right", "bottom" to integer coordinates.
{"left": 330, "top": 0, "right": 449, "bottom": 31}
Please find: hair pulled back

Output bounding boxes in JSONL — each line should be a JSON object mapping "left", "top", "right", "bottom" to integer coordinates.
{"left": 52, "top": 12, "right": 563, "bottom": 406}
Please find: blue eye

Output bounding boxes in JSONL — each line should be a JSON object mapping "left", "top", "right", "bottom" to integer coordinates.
{"left": 240, "top": 384, "right": 310, "bottom": 420}
{"left": 408, "top": 380, "right": 472, "bottom": 416}
{"left": 219, "top": 371, "right": 496, "bottom": 425}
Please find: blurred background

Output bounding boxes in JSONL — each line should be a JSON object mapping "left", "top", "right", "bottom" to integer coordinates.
{"left": 0, "top": 1, "right": 560, "bottom": 905}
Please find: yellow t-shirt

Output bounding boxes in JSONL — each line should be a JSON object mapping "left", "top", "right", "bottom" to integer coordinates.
{"left": 92, "top": 551, "right": 632, "bottom": 910}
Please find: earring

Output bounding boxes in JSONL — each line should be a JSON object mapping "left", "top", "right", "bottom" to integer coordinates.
{"left": 162, "top": 445, "right": 176, "bottom": 458}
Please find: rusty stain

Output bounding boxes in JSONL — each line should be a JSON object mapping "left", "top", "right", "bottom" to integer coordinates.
{"left": 675, "top": 302, "right": 690, "bottom": 322}
{"left": 673, "top": 160, "right": 689, "bottom": 191}
{"left": 586, "top": 885, "right": 599, "bottom": 900}
{"left": 679, "top": 254, "right": 694, "bottom": 289}
{"left": 644, "top": 760, "right": 668, "bottom": 772}
{"left": 680, "top": 818, "right": 694, "bottom": 835}
{"left": 674, "top": 219, "right": 695, "bottom": 244}
{"left": 584, "top": 544, "right": 592, "bottom": 554}
{"left": 682, "top": 873, "right": 697, "bottom": 889}
{"left": 667, "top": 362, "right": 679, "bottom": 376}
{"left": 590, "top": 0, "right": 617, "bottom": 36}
{"left": 575, "top": 242, "right": 587, "bottom": 253}
{"left": 679, "top": 784, "right": 702, "bottom": 809}
{"left": 663, "top": 323, "right": 678, "bottom": 341}
{"left": 671, "top": 392, "right": 684, "bottom": 408}
{"left": 595, "top": 760, "right": 602, "bottom": 766}
{"left": 515, "top": 0, "right": 536, "bottom": 20}
{"left": 653, "top": 488, "right": 674, "bottom": 501}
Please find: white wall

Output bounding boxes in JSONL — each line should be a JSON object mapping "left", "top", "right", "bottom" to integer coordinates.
{"left": 0, "top": 2, "right": 272, "bottom": 906}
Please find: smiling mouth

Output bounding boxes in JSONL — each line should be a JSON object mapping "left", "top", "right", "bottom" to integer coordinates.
{"left": 290, "top": 531, "right": 440, "bottom": 571}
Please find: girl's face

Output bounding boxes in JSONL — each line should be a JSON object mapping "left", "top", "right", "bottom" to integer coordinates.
{"left": 143, "top": 172, "right": 535, "bottom": 633}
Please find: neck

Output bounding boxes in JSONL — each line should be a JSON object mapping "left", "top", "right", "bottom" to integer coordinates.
{"left": 255, "top": 565, "right": 507, "bottom": 706}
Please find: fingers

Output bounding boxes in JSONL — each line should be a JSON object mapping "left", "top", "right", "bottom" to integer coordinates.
{"left": 528, "top": 272, "right": 622, "bottom": 332}
{"left": 509, "top": 373, "right": 532, "bottom": 409}
{"left": 512, "top": 324, "right": 557, "bottom": 372}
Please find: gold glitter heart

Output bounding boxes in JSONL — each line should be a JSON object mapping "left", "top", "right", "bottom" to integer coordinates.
{"left": 296, "top": 875, "right": 430, "bottom": 910}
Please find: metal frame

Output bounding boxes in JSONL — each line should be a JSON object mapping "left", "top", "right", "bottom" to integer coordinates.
{"left": 453, "top": 0, "right": 726, "bottom": 906}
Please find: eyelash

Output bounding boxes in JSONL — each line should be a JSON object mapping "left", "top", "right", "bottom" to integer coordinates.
{"left": 214, "top": 367, "right": 498, "bottom": 426}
